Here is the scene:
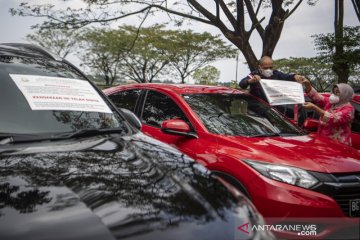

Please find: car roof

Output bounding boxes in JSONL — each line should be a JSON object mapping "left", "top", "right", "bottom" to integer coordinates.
{"left": 105, "top": 83, "right": 246, "bottom": 95}
{"left": 353, "top": 94, "right": 360, "bottom": 103}
{"left": 0, "top": 43, "right": 62, "bottom": 61}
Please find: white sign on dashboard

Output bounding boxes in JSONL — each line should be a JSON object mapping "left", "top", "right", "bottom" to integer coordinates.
{"left": 10, "top": 74, "right": 112, "bottom": 113}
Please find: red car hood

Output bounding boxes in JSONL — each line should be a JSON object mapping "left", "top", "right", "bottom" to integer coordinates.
{"left": 217, "top": 133, "right": 360, "bottom": 173}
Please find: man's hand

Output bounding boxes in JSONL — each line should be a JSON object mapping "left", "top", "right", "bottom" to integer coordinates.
{"left": 294, "top": 74, "right": 305, "bottom": 82}
{"left": 298, "top": 78, "right": 312, "bottom": 93}
{"left": 248, "top": 74, "right": 261, "bottom": 84}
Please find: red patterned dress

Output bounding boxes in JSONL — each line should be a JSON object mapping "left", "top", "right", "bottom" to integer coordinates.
{"left": 307, "top": 88, "right": 354, "bottom": 146}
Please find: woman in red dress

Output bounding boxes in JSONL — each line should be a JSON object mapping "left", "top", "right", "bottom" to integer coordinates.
{"left": 301, "top": 79, "right": 355, "bottom": 146}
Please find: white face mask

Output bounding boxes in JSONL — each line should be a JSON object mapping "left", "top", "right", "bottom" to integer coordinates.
{"left": 329, "top": 94, "right": 340, "bottom": 104}
{"left": 260, "top": 68, "right": 273, "bottom": 78}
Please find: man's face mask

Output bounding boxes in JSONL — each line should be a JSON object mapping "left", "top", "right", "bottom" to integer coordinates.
{"left": 260, "top": 68, "right": 273, "bottom": 78}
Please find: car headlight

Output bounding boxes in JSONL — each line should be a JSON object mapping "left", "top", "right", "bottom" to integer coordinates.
{"left": 244, "top": 159, "right": 318, "bottom": 189}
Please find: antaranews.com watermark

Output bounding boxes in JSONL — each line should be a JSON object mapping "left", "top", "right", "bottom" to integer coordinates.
{"left": 235, "top": 217, "right": 360, "bottom": 240}
{"left": 239, "top": 223, "right": 317, "bottom": 236}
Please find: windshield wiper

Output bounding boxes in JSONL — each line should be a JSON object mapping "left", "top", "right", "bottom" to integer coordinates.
{"left": 0, "top": 136, "right": 13, "bottom": 144}
{"left": 249, "top": 132, "right": 305, "bottom": 138}
{"left": 0, "top": 128, "right": 124, "bottom": 144}
{"left": 248, "top": 132, "right": 281, "bottom": 138}
{"left": 0, "top": 133, "right": 47, "bottom": 144}
{"left": 51, "top": 128, "right": 124, "bottom": 140}
{"left": 280, "top": 132, "right": 306, "bottom": 136}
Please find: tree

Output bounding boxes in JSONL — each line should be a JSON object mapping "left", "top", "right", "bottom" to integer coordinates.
{"left": 351, "top": 0, "right": 360, "bottom": 21}
{"left": 80, "top": 25, "right": 172, "bottom": 84}
{"left": 79, "top": 28, "right": 125, "bottom": 86}
{"left": 312, "top": 25, "right": 360, "bottom": 84}
{"left": 333, "top": 0, "right": 348, "bottom": 83}
{"left": 218, "top": 80, "right": 239, "bottom": 88}
{"left": 276, "top": 56, "right": 360, "bottom": 91}
{"left": 166, "top": 30, "right": 237, "bottom": 83}
{"left": 80, "top": 25, "right": 235, "bottom": 84}
{"left": 275, "top": 57, "right": 337, "bottom": 92}
{"left": 115, "top": 25, "right": 172, "bottom": 83}
{"left": 11, "top": 0, "right": 317, "bottom": 71}
{"left": 26, "top": 27, "right": 81, "bottom": 58}
{"left": 192, "top": 65, "right": 220, "bottom": 85}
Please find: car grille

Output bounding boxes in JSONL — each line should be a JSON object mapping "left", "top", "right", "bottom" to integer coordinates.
{"left": 310, "top": 172, "right": 360, "bottom": 217}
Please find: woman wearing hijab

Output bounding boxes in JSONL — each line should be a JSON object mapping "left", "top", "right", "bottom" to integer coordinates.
{"left": 300, "top": 79, "right": 355, "bottom": 146}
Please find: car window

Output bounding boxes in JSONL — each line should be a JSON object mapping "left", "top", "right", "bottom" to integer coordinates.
{"left": 303, "top": 98, "right": 319, "bottom": 119}
{"left": 273, "top": 104, "right": 295, "bottom": 118}
{"left": 297, "top": 97, "right": 319, "bottom": 127}
{"left": 108, "top": 89, "right": 141, "bottom": 112}
{"left": 297, "top": 107, "right": 319, "bottom": 127}
{"left": 183, "top": 93, "right": 303, "bottom": 137}
{"left": 351, "top": 101, "right": 360, "bottom": 133}
{"left": 0, "top": 55, "right": 128, "bottom": 135}
{"left": 142, "top": 90, "right": 189, "bottom": 128}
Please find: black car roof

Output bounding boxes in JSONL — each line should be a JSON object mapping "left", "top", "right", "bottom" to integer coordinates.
{"left": 0, "top": 43, "right": 62, "bottom": 61}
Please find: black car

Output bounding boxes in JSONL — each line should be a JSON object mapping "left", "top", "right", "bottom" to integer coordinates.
{"left": 0, "top": 43, "right": 273, "bottom": 240}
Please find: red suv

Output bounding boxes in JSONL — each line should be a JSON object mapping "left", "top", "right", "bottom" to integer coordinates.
{"left": 274, "top": 93, "right": 360, "bottom": 149}
{"left": 105, "top": 84, "right": 360, "bottom": 239}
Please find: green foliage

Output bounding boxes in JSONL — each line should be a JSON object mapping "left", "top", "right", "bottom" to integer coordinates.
{"left": 229, "top": 80, "right": 240, "bottom": 89}
{"left": 79, "top": 25, "right": 236, "bottom": 85}
{"left": 79, "top": 28, "right": 125, "bottom": 86}
{"left": 166, "top": 30, "right": 237, "bottom": 83}
{"left": 79, "top": 25, "right": 172, "bottom": 84}
{"left": 312, "top": 26, "right": 360, "bottom": 63}
{"left": 192, "top": 65, "right": 220, "bottom": 85}
{"left": 275, "top": 26, "right": 360, "bottom": 88}
{"left": 218, "top": 80, "right": 239, "bottom": 88}
{"left": 276, "top": 57, "right": 336, "bottom": 92}
{"left": 11, "top": 0, "right": 316, "bottom": 71}
{"left": 114, "top": 25, "right": 173, "bottom": 83}
{"left": 26, "top": 27, "right": 81, "bottom": 58}
{"left": 312, "top": 26, "right": 360, "bottom": 83}
{"left": 276, "top": 56, "right": 359, "bottom": 91}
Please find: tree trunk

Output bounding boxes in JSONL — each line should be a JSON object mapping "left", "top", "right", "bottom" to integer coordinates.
{"left": 104, "top": 75, "right": 110, "bottom": 86}
{"left": 352, "top": 0, "right": 360, "bottom": 21}
{"left": 333, "top": 0, "right": 350, "bottom": 83}
{"left": 220, "top": 30, "right": 258, "bottom": 71}
{"left": 262, "top": 0, "right": 287, "bottom": 58}
{"left": 221, "top": 1, "right": 287, "bottom": 71}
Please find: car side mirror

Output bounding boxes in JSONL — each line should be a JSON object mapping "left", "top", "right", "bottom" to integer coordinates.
{"left": 302, "top": 118, "right": 319, "bottom": 132}
{"left": 161, "top": 119, "right": 197, "bottom": 138}
{"left": 120, "top": 108, "right": 142, "bottom": 130}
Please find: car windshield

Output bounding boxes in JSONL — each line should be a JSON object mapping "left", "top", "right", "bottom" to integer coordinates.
{"left": 183, "top": 93, "right": 304, "bottom": 137}
{"left": 0, "top": 54, "right": 128, "bottom": 137}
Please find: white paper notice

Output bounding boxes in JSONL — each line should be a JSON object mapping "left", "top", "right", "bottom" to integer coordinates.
{"left": 10, "top": 74, "right": 112, "bottom": 113}
{"left": 259, "top": 79, "right": 305, "bottom": 105}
